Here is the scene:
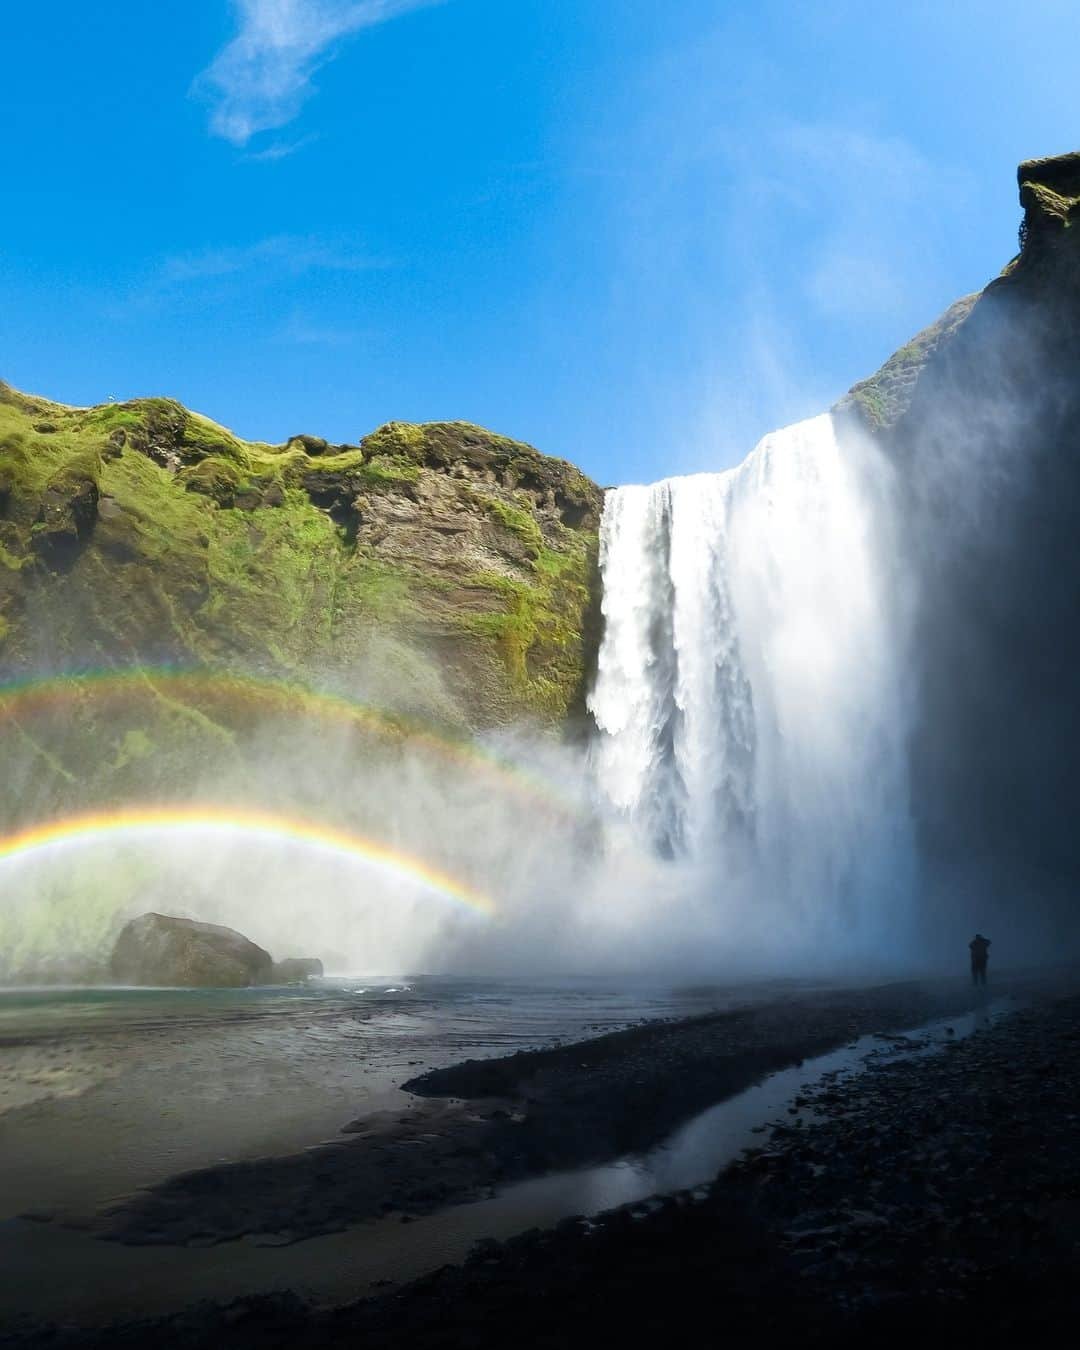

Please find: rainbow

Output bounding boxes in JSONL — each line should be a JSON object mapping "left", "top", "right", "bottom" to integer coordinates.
{"left": 0, "top": 806, "right": 496, "bottom": 918}
{"left": 0, "top": 666, "right": 574, "bottom": 819}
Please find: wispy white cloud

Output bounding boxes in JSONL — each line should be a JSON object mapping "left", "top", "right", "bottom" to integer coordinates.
{"left": 275, "top": 315, "right": 372, "bottom": 345}
{"left": 770, "top": 123, "right": 937, "bottom": 324}
{"left": 196, "top": 0, "right": 441, "bottom": 147}
{"left": 112, "top": 234, "right": 387, "bottom": 318}
{"left": 158, "top": 234, "right": 383, "bottom": 285}
{"left": 581, "top": 79, "right": 964, "bottom": 474}
{"left": 245, "top": 132, "right": 321, "bottom": 162}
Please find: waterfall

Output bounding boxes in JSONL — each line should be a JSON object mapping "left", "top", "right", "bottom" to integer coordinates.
{"left": 588, "top": 414, "right": 917, "bottom": 959}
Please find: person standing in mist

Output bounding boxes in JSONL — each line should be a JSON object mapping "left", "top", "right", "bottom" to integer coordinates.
{"left": 969, "top": 933, "right": 991, "bottom": 986}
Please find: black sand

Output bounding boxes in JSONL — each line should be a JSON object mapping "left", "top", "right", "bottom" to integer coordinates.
{"left": 89, "top": 977, "right": 1011, "bottom": 1246}
{"left": 7, "top": 972, "right": 1080, "bottom": 1347}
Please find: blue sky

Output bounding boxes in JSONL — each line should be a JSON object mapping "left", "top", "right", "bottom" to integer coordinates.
{"left": 1, "top": 1, "right": 1075, "bottom": 484}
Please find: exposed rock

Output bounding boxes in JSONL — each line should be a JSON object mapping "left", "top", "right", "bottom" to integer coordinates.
{"left": 837, "top": 150, "right": 1080, "bottom": 441}
{"left": 834, "top": 294, "right": 978, "bottom": 433}
{"left": 837, "top": 149, "right": 1080, "bottom": 944}
{"left": 285, "top": 433, "right": 354, "bottom": 458}
{"left": 109, "top": 913, "right": 274, "bottom": 988}
{"left": 30, "top": 457, "right": 100, "bottom": 568}
{"left": 272, "top": 957, "right": 324, "bottom": 983}
{"left": 1018, "top": 150, "right": 1080, "bottom": 243}
{"left": 0, "top": 388, "right": 602, "bottom": 745}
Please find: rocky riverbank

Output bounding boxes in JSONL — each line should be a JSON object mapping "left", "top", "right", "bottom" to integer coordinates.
{"left": 83, "top": 977, "right": 1011, "bottom": 1246}
{"left": 7, "top": 973, "right": 1080, "bottom": 1348}
{"left": 347, "top": 980, "right": 1080, "bottom": 1348}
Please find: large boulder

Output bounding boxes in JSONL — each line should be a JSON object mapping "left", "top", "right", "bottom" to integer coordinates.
{"left": 110, "top": 913, "right": 273, "bottom": 988}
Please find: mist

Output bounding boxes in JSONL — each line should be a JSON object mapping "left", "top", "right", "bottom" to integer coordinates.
{"left": 890, "top": 261, "right": 1080, "bottom": 967}
{"left": 5, "top": 255, "right": 1080, "bottom": 984}
{"left": 0, "top": 415, "right": 923, "bottom": 986}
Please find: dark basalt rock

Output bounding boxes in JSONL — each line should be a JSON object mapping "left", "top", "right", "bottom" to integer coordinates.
{"left": 286, "top": 434, "right": 354, "bottom": 458}
{"left": 31, "top": 462, "right": 99, "bottom": 568}
{"left": 109, "top": 912, "right": 273, "bottom": 988}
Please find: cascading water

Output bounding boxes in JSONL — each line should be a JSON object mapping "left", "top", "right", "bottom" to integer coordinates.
{"left": 588, "top": 414, "right": 917, "bottom": 962}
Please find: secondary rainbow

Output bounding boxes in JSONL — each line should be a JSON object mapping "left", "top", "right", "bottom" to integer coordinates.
{"left": 0, "top": 666, "right": 574, "bottom": 820}
{"left": 0, "top": 806, "right": 496, "bottom": 919}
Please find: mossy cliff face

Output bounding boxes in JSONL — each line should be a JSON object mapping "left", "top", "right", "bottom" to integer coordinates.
{"left": 0, "top": 388, "right": 601, "bottom": 735}
{"left": 835, "top": 151, "right": 1080, "bottom": 945}
{"left": 0, "top": 380, "right": 602, "bottom": 831}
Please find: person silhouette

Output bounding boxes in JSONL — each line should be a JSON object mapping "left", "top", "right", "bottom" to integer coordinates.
{"left": 969, "top": 933, "right": 991, "bottom": 986}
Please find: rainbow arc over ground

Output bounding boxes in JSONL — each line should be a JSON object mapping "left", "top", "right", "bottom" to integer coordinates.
{"left": 0, "top": 806, "right": 496, "bottom": 919}
{"left": 0, "top": 666, "right": 574, "bottom": 819}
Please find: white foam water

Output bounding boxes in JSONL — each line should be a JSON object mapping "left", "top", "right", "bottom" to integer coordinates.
{"left": 588, "top": 414, "right": 917, "bottom": 962}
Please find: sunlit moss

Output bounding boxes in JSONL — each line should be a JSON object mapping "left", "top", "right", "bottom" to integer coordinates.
{"left": 0, "top": 378, "right": 601, "bottom": 749}
{"left": 482, "top": 496, "right": 544, "bottom": 554}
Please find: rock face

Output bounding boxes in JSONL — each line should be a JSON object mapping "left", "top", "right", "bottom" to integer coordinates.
{"left": 110, "top": 913, "right": 274, "bottom": 988}
{"left": 835, "top": 150, "right": 1080, "bottom": 949}
{"left": 272, "top": 957, "right": 324, "bottom": 983}
{"left": 0, "top": 391, "right": 603, "bottom": 832}
{"left": 0, "top": 394, "right": 601, "bottom": 734}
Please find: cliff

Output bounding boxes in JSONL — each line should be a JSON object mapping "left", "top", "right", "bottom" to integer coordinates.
{"left": 0, "top": 385, "right": 603, "bottom": 878}
{"left": 837, "top": 151, "right": 1080, "bottom": 438}
{"left": 0, "top": 388, "right": 602, "bottom": 733}
{"left": 836, "top": 150, "right": 1080, "bottom": 948}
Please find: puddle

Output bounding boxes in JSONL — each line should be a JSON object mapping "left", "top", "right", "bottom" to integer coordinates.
{"left": 0, "top": 995, "right": 1018, "bottom": 1327}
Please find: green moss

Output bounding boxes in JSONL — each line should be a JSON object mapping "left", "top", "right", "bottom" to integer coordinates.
{"left": 561, "top": 467, "right": 596, "bottom": 503}
{"left": 0, "top": 378, "right": 601, "bottom": 740}
{"left": 852, "top": 386, "right": 887, "bottom": 429}
{"left": 0, "top": 429, "right": 39, "bottom": 500}
{"left": 836, "top": 295, "right": 980, "bottom": 434}
{"left": 483, "top": 496, "right": 544, "bottom": 554}
{"left": 456, "top": 524, "right": 594, "bottom": 720}
{"left": 296, "top": 446, "right": 364, "bottom": 473}
{"left": 111, "top": 727, "right": 155, "bottom": 771}
{"left": 339, "top": 553, "right": 415, "bottom": 618}
{"left": 361, "top": 421, "right": 429, "bottom": 463}
{"left": 465, "top": 603, "right": 535, "bottom": 685}
{"left": 49, "top": 447, "right": 102, "bottom": 492}
{"left": 0, "top": 541, "right": 24, "bottom": 571}
{"left": 356, "top": 456, "right": 421, "bottom": 486}
{"left": 82, "top": 405, "right": 146, "bottom": 435}
{"left": 178, "top": 456, "right": 244, "bottom": 504}
{"left": 181, "top": 410, "right": 251, "bottom": 462}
